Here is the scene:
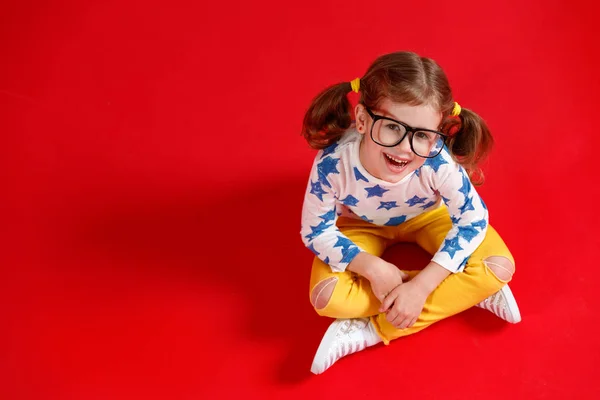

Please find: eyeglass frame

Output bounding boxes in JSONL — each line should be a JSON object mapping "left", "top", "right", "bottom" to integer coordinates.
{"left": 364, "top": 107, "right": 448, "bottom": 159}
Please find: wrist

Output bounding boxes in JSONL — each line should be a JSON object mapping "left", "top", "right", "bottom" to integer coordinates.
{"left": 347, "top": 252, "right": 382, "bottom": 280}
{"left": 409, "top": 276, "right": 436, "bottom": 297}
{"left": 412, "top": 261, "right": 451, "bottom": 295}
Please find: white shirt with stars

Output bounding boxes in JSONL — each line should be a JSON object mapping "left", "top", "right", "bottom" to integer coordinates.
{"left": 300, "top": 128, "right": 489, "bottom": 274}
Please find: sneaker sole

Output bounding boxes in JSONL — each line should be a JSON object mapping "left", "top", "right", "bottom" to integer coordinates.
{"left": 500, "top": 285, "right": 522, "bottom": 324}
{"left": 310, "top": 319, "right": 343, "bottom": 375}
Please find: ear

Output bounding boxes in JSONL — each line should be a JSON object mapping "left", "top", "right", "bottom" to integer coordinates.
{"left": 354, "top": 104, "right": 368, "bottom": 135}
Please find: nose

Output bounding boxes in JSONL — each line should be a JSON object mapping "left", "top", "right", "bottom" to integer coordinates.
{"left": 395, "top": 132, "right": 412, "bottom": 153}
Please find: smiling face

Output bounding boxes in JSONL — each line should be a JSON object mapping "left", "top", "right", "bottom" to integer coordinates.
{"left": 354, "top": 98, "right": 443, "bottom": 183}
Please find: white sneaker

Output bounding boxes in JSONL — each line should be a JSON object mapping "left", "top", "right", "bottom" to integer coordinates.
{"left": 476, "top": 284, "right": 522, "bottom": 324}
{"left": 310, "top": 318, "right": 382, "bottom": 375}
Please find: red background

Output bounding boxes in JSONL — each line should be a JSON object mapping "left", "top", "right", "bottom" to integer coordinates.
{"left": 2, "top": 0, "right": 600, "bottom": 398}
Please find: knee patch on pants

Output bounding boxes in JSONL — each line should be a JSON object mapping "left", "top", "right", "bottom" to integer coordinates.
{"left": 310, "top": 277, "right": 338, "bottom": 309}
{"left": 483, "top": 256, "right": 515, "bottom": 283}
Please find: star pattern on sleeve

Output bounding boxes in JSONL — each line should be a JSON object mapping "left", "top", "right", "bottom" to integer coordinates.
{"left": 480, "top": 197, "right": 488, "bottom": 210}
{"left": 471, "top": 219, "right": 487, "bottom": 230}
{"left": 340, "top": 247, "right": 361, "bottom": 264}
{"left": 359, "top": 215, "right": 374, "bottom": 223}
{"left": 318, "top": 209, "right": 336, "bottom": 223}
{"left": 450, "top": 215, "right": 461, "bottom": 224}
{"left": 324, "top": 256, "right": 330, "bottom": 264}
{"left": 422, "top": 154, "right": 448, "bottom": 173}
{"left": 353, "top": 167, "right": 369, "bottom": 183}
{"left": 406, "top": 195, "right": 427, "bottom": 207}
{"left": 420, "top": 200, "right": 437, "bottom": 210}
{"left": 414, "top": 168, "right": 421, "bottom": 177}
{"left": 456, "top": 224, "right": 479, "bottom": 243}
{"left": 377, "top": 201, "right": 398, "bottom": 210}
{"left": 440, "top": 236, "right": 463, "bottom": 259}
{"left": 457, "top": 256, "right": 469, "bottom": 270}
{"left": 309, "top": 180, "right": 327, "bottom": 201}
{"left": 321, "top": 143, "right": 338, "bottom": 158}
{"left": 304, "top": 220, "right": 333, "bottom": 241}
{"left": 333, "top": 236, "right": 354, "bottom": 251}
{"left": 307, "top": 243, "right": 320, "bottom": 256}
{"left": 458, "top": 169, "right": 472, "bottom": 200}
{"left": 317, "top": 156, "right": 340, "bottom": 188}
{"left": 340, "top": 194, "right": 359, "bottom": 206}
{"left": 459, "top": 194, "right": 476, "bottom": 214}
{"left": 384, "top": 215, "right": 407, "bottom": 226}
{"left": 365, "top": 184, "right": 389, "bottom": 198}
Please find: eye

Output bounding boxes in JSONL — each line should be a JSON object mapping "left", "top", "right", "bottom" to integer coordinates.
{"left": 385, "top": 123, "right": 402, "bottom": 132}
{"left": 415, "top": 131, "right": 432, "bottom": 140}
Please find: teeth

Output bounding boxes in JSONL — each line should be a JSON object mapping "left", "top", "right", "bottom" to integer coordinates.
{"left": 385, "top": 153, "right": 408, "bottom": 166}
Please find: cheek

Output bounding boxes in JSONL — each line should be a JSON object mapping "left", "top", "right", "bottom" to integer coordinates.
{"left": 412, "top": 158, "right": 427, "bottom": 169}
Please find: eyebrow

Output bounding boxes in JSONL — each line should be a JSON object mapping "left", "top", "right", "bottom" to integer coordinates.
{"left": 374, "top": 108, "right": 440, "bottom": 132}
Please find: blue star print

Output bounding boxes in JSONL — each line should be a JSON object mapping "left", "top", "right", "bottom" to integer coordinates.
{"left": 457, "top": 256, "right": 469, "bottom": 271}
{"left": 422, "top": 154, "right": 448, "bottom": 173}
{"left": 420, "top": 200, "right": 437, "bottom": 210}
{"left": 317, "top": 156, "right": 340, "bottom": 188}
{"left": 360, "top": 215, "right": 374, "bottom": 223}
{"left": 471, "top": 219, "right": 487, "bottom": 230}
{"left": 378, "top": 201, "right": 398, "bottom": 210}
{"left": 365, "top": 185, "right": 389, "bottom": 198}
{"left": 323, "top": 256, "right": 330, "bottom": 264}
{"left": 333, "top": 236, "right": 354, "bottom": 251}
{"left": 304, "top": 220, "right": 333, "bottom": 241}
{"left": 414, "top": 168, "right": 421, "bottom": 177}
{"left": 406, "top": 195, "right": 427, "bottom": 207}
{"left": 353, "top": 167, "right": 369, "bottom": 183}
{"left": 480, "top": 197, "right": 488, "bottom": 210}
{"left": 318, "top": 209, "right": 336, "bottom": 223}
{"left": 456, "top": 225, "right": 479, "bottom": 243}
{"left": 450, "top": 215, "right": 461, "bottom": 224}
{"left": 307, "top": 243, "right": 320, "bottom": 256}
{"left": 340, "top": 247, "right": 360, "bottom": 264}
{"left": 321, "top": 143, "right": 338, "bottom": 158}
{"left": 340, "top": 195, "right": 359, "bottom": 206}
{"left": 459, "top": 195, "right": 476, "bottom": 214}
{"left": 442, "top": 195, "right": 451, "bottom": 205}
{"left": 440, "top": 236, "right": 463, "bottom": 259}
{"left": 385, "top": 215, "right": 407, "bottom": 226}
{"left": 309, "top": 180, "right": 327, "bottom": 201}
{"left": 458, "top": 169, "right": 472, "bottom": 200}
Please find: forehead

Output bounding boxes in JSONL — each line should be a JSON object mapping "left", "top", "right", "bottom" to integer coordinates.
{"left": 375, "top": 98, "right": 442, "bottom": 130}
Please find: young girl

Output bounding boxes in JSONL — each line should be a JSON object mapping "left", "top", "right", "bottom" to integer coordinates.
{"left": 300, "top": 51, "right": 520, "bottom": 375}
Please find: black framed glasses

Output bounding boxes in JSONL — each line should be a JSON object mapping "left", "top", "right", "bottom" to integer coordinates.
{"left": 365, "top": 107, "right": 447, "bottom": 158}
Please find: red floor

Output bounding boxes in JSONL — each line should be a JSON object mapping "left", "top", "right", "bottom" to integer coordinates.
{"left": 2, "top": 1, "right": 600, "bottom": 398}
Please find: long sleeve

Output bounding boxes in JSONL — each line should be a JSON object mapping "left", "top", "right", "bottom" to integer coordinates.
{"left": 430, "top": 163, "right": 489, "bottom": 273}
{"left": 300, "top": 151, "right": 362, "bottom": 272}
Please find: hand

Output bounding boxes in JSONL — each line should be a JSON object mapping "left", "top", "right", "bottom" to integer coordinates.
{"left": 379, "top": 280, "right": 429, "bottom": 329}
{"left": 367, "top": 260, "right": 410, "bottom": 303}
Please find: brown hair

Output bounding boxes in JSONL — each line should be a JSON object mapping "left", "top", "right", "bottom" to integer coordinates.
{"left": 301, "top": 51, "right": 493, "bottom": 185}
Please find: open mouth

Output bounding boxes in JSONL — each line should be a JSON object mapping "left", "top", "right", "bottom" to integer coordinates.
{"left": 384, "top": 153, "right": 409, "bottom": 168}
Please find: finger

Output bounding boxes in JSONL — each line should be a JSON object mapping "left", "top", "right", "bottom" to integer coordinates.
{"left": 379, "top": 287, "right": 401, "bottom": 312}
{"left": 386, "top": 306, "right": 398, "bottom": 323}
{"left": 379, "top": 294, "right": 394, "bottom": 313}
{"left": 391, "top": 312, "right": 405, "bottom": 328}
{"left": 398, "top": 317, "right": 412, "bottom": 329}
{"left": 408, "top": 317, "right": 418, "bottom": 328}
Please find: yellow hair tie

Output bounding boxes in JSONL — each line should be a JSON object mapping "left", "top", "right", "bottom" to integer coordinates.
{"left": 350, "top": 77, "right": 360, "bottom": 93}
{"left": 451, "top": 102, "right": 461, "bottom": 117}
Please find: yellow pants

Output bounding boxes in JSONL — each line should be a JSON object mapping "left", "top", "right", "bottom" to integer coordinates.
{"left": 309, "top": 205, "right": 514, "bottom": 344}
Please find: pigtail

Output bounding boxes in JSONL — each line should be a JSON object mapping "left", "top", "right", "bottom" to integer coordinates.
{"left": 443, "top": 108, "right": 494, "bottom": 185}
{"left": 301, "top": 82, "right": 354, "bottom": 149}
